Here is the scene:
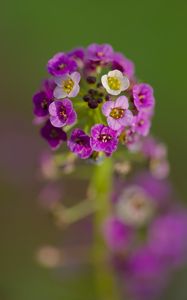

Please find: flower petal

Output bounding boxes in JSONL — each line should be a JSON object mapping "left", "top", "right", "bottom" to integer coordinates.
{"left": 107, "top": 116, "right": 121, "bottom": 130}
{"left": 70, "top": 72, "right": 81, "bottom": 83}
{"left": 121, "top": 76, "right": 130, "bottom": 91}
{"left": 69, "top": 84, "right": 80, "bottom": 97}
{"left": 108, "top": 69, "right": 123, "bottom": 78}
{"left": 50, "top": 116, "right": 64, "bottom": 128}
{"left": 115, "top": 96, "right": 129, "bottom": 109}
{"left": 54, "top": 86, "right": 67, "bottom": 99}
{"left": 102, "top": 101, "right": 114, "bottom": 116}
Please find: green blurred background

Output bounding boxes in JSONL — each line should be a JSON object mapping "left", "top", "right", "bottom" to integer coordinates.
{"left": 0, "top": 0, "right": 187, "bottom": 299}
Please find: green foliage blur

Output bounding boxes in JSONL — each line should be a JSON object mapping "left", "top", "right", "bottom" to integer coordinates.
{"left": 0, "top": 0, "right": 187, "bottom": 299}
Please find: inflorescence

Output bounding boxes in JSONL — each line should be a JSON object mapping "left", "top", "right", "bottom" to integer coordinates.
{"left": 33, "top": 44, "right": 155, "bottom": 160}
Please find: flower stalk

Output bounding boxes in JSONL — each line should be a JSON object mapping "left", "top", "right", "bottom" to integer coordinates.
{"left": 89, "top": 158, "right": 119, "bottom": 300}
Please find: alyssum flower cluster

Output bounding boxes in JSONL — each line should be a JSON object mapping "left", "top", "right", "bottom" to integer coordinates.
{"left": 33, "top": 44, "right": 155, "bottom": 160}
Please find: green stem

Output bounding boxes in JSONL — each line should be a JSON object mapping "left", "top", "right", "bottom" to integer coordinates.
{"left": 90, "top": 158, "right": 119, "bottom": 300}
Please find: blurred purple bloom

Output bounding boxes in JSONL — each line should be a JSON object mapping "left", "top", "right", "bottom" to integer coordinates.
{"left": 103, "top": 217, "right": 133, "bottom": 252}
{"left": 33, "top": 79, "right": 55, "bottom": 117}
{"left": 148, "top": 210, "right": 187, "bottom": 267}
{"left": 47, "top": 52, "right": 77, "bottom": 76}
{"left": 90, "top": 124, "right": 118, "bottom": 154}
{"left": 125, "top": 246, "right": 168, "bottom": 300}
{"left": 112, "top": 52, "right": 135, "bottom": 78}
{"left": 134, "top": 172, "right": 171, "bottom": 208}
{"left": 118, "top": 127, "right": 141, "bottom": 152}
{"left": 141, "top": 136, "right": 167, "bottom": 159}
{"left": 49, "top": 99, "right": 77, "bottom": 128}
{"left": 38, "top": 183, "right": 62, "bottom": 210}
{"left": 33, "top": 91, "right": 52, "bottom": 117}
{"left": 134, "top": 111, "right": 151, "bottom": 136}
{"left": 102, "top": 96, "right": 133, "bottom": 130}
{"left": 67, "top": 47, "right": 85, "bottom": 61}
{"left": 41, "top": 120, "right": 67, "bottom": 149}
{"left": 68, "top": 128, "right": 92, "bottom": 159}
{"left": 133, "top": 83, "right": 155, "bottom": 111}
{"left": 87, "top": 43, "right": 113, "bottom": 63}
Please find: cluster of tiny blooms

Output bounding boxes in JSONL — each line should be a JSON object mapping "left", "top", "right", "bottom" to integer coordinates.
{"left": 33, "top": 44, "right": 155, "bottom": 160}
{"left": 103, "top": 173, "right": 187, "bottom": 300}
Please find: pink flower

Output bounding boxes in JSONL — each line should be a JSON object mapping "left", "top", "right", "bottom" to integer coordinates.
{"left": 102, "top": 96, "right": 133, "bottom": 130}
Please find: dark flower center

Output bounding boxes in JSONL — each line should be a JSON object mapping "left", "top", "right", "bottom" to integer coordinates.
{"left": 50, "top": 129, "right": 59, "bottom": 139}
{"left": 41, "top": 99, "right": 48, "bottom": 109}
{"left": 110, "top": 107, "right": 124, "bottom": 119}
{"left": 74, "top": 137, "right": 84, "bottom": 146}
{"left": 99, "top": 134, "right": 112, "bottom": 143}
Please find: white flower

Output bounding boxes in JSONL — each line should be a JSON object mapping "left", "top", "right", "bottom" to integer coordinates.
{"left": 53, "top": 72, "right": 81, "bottom": 99}
{"left": 116, "top": 186, "right": 155, "bottom": 227}
{"left": 101, "top": 69, "right": 130, "bottom": 96}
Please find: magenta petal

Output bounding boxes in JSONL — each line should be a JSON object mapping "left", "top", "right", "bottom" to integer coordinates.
{"left": 107, "top": 116, "right": 122, "bottom": 130}
{"left": 115, "top": 96, "right": 129, "bottom": 109}
{"left": 67, "top": 109, "right": 77, "bottom": 125}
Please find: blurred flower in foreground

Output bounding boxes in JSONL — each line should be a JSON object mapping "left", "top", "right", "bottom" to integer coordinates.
{"left": 102, "top": 172, "right": 187, "bottom": 300}
{"left": 36, "top": 245, "right": 61, "bottom": 268}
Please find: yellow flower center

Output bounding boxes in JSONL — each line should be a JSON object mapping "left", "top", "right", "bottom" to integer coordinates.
{"left": 63, "top": 78, "right": 74, "bottom": 94}
{"left": 110, "top": 107, "right": 124, "bottom": 119}
{"left": 107, "top": 76, "right": 121, "bottom": 90}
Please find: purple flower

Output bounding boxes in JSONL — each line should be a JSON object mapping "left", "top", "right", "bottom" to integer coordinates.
{"left": 47, "top": 52, "right": 77, "bottom": 76}
{"left": 67, "top": 47, "right": 85, "bottom": 61}
{"left": 33, "top": 91, "right": 52, "bottom": 117}
{"left": 141, "top": 136, "right": 167, "bottom": 159}
{"left": 133, "top": 111, "right": 151, "bottom": 136}
{"left": 67, "top": 128, "right": 93, "bottom": 159}
{"left": 133, "top": 172, "right": 171, "bottom": 208}
{"left": 49, "top": 99, "right": 77, "bottom": 128}
{"left": 102, "top": 96, "right": 133, "bottom": 130}
{"left": 112, "top": 52, "right": 135, "bottom": 78}
{"left": 103, "top": 216, "right": 133, "bottom": 252}
{"left": 87, "top": 43, "right": 113, "bottom": 63}
{"left": 33, "top": 79, "right": 55, "bottom": 117}
{"left": 90, "top": 124, "right": 118, "bottom": 154}
{"left": 132, "top": 83, "right": 155, "bottom": 111}
{"left": 126, "top": 246, "right": 167, "bottom": 300}
{"left": 148, "top": 210, "right": 187, "bottom": 267}
{"left": 41, "top": 120, "right": 67, "bottom": 149}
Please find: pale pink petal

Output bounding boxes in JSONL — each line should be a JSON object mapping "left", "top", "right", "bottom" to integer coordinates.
{"left": 107, "top": 116, "right": 121, "bottom": 131}
{"left": 50, "top": 116, "right": 64, "bottom": 128}
{"left": 48, "top": 102, "right": 57, "bottom": 116}
{"left": 115, "top": 96, "right": 129, "bottom": 109}
{"left": 119, "top": 110, "right": 134, "bottom": 126}
{"left": 102, "top": 101, "right": 114, "bottom": 116}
